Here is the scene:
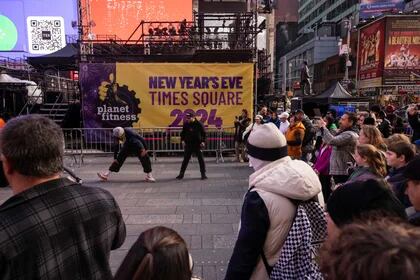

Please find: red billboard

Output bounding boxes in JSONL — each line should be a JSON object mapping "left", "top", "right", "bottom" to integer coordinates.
{"left": 358, "top": 19, "right": 386, "bottom": 88}
{"left": 383, "top": 16, "right": 420, "bottom": 85}
{"left": 85, "top": 0, "right": 193, "bottom": 40}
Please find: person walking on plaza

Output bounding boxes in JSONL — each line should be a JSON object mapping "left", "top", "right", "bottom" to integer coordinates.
{"left": 0, "top": 115, "right": 126, "bottom": 279}
{"left": 97, "top": 127, "right": 156, "bottom": 182}
{"left": 234, "top": 109, "right": 251, "bottom": 162}
{"left": 318, "top": 112, "right": 359, "bottom": 184}
{"left": 176, "top": 112, "right": 207, "bottom": 180}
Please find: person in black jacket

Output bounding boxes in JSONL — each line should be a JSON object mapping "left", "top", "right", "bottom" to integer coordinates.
{"left": 97, "top": 127, "right": 156, "bottom": 182}
{"left": 377, "top": 111, "right": 392, "bottom": 138}
{"left": 296, "top": 109, "right": 315, "bottom": 162}
{"left": 176, "top": 112, "right": 207, "bottom": 180}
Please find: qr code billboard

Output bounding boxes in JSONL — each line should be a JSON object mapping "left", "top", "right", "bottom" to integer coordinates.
{"left": 27, "top": 16, "right": 66, "bottom": 54}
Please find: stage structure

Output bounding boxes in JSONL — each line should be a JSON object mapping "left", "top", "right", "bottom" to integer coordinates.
{"left": 76, "top": 9, "right": 260, "bottom": 63}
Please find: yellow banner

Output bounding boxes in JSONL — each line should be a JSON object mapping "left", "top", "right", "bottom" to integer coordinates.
{"left": 116, "top": 63, "right": 254, "bottom": 128}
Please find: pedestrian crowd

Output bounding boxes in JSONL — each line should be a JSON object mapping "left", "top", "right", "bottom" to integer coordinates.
{"left": 0, "top": 103, "right": 419, "bottom": 280}
{"left": 227, "top": 103, "right": 420, "bottom": 279}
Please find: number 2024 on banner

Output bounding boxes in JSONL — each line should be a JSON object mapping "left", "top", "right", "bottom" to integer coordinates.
{"left": 170, "top": 109, "right": 223, "bottom": 127}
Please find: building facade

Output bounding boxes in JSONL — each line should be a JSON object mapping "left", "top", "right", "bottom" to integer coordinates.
{"left": 277, "top": 24, "right": 340, "bottom": 95}
{"left": 298, "top": 0, "right": 358, "bottom": 34}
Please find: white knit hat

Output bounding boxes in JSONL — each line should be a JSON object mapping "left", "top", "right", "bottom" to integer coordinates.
{"left": 279, "top": 112, "right": 289, "bottom": 119}
{"left": 112, "top": 127, "right": 124, "bottom": 138}
{"left": 246, "top": 123, "right": 288, "bottom": 161}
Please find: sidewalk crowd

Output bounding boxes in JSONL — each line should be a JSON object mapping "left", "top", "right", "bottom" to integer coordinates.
{"left": 0, "top": 102, "right": 419, "bottom": 279}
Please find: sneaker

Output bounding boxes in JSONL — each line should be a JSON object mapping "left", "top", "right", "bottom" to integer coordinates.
{"left": 145, "top": 174, "right": 156, "bottom": 182}
{"left": 76, "top": 178, "right": 83, "bottom": 184}
{"left": 176, "top": 174, "right": 184, "bottom": 180}
{"left": 97, "top": 172, "right": 108, "bottom": 181}
{"left": 201, "top": 174, "right": 208, "bottom": 180}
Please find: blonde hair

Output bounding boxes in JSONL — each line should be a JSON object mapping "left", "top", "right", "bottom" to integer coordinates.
{"left": 356, "top": 144, "right": 387, "bottom": 177}
{"left": 360, "top": 125, "right": 387, "bottom": 151}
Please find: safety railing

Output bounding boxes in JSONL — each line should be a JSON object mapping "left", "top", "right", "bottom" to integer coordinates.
{"left": 63, "top": 127, "right": 236, "bottom": 164}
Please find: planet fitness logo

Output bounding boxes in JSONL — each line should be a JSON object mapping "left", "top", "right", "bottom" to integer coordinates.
{"left": 0, "top": 15, "right": 18, "bottom": 51}
{"left": 96, "top": 73, "right": 141, "bottom": 127}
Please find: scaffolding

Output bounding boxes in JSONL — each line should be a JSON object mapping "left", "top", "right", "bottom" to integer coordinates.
{"left": 76, "top": 12, "right": 260, "bottom": 62}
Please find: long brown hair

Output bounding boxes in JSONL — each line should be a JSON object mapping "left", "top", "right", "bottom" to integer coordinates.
{"left": 356, "top": 144, "right": 387, "bottom": 177}
{"left": 360, "top": 125, "right": 386, "bottom": 151}
{"left": 320, "top": 218, "right": 420, "bottom": 280}
{"left": 114, "top": 226, "right": 192, "bottom": 280}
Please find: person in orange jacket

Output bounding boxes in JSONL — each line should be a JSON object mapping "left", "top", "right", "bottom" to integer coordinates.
{"left": 285, "top": 114, "right": 306, "bottom": 159}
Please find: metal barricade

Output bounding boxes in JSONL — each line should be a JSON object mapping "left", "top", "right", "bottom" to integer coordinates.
{"left": 62, "top": 127, "right": 237, "bottom": 164}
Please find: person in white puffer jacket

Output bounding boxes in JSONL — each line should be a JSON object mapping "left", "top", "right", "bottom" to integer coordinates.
{"left": 225, "top": 123, "right": 322, "bottom": 280}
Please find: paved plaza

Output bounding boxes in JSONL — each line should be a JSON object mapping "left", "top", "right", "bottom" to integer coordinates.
{"left": 0, "top": 155, "right": 252, "bottom": 280}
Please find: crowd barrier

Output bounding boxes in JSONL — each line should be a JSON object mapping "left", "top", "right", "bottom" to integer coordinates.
{"left": 63, "top": 127, "right": 236, "bottom": 164}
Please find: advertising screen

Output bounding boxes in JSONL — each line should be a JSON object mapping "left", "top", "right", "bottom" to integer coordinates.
{"left": 0, "top": 0, "right": 78, "bottom": 58}
{"left": 383, "top": 16, "right": 420, "bottom": 85}
{"left": 80, "top": 63, "right": 254, "bottom": 128}
{"left": 360, "top": 0, "right": 405, "bottom": 19}
{"left": 87, "top": 0, "right": 193, "bottom": 40}
{"left": 357, "top": 19, "right": 386, "bottom": 88}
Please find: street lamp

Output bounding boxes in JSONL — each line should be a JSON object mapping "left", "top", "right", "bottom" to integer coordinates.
{"left": 342, "top": 18, "right": 352, "bottom": 82}
{"left": 288, "top": 62, "right": 293, "bottom": 93}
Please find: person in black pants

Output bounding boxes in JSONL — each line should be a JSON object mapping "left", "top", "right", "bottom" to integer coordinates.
{"left": 176, "top": 112, "right": 207, "bottom": 180}
{"left": 97, "top": 127, "right": 156, "bottom": 182}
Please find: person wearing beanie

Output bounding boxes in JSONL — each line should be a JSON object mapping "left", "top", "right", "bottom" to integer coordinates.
{"left": 176, "top": 112, "right": 207, "bottom": 180}
{"left": 226, "top": 123, "right": 322, "bottom": 280}
{"left": 326, "top": 179, "right": 406, "bottom": 241}
{"left": 97, "top": 127, "right": 156, "bottom": 182}
{"left": 403, "top": 156, "right": 420, "bottom": 226}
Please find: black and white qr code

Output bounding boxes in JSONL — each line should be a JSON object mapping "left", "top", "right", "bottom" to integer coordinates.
{"left": 27, "top": 16, "right": 66, "bottom": 54}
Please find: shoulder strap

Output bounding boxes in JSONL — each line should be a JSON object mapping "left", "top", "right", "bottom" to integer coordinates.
{"left": 261, "top": 250, "right": 272, "bottom": 276}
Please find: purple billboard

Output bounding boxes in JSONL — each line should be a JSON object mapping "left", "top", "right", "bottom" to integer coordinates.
{"left": 360, "top": 0, "right": 405, "bottom": 19}
{"left": 0, "top": 0, "right": 78, "bottom": 58}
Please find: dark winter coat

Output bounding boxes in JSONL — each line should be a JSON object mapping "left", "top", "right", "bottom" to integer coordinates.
{"left": 180, "top": 119, "right": 206, "bottom": 147}
{"left": 387, "top": 166, "right": 411, "bottom": 208}
{"left": 225, "top": 157, "right": 321, "bottom": 280}
{"left": 234, "top": 117, "right": 251, "bottom": 142}
{"left": 113, "top": 128, "right": 147, "bottom": 159}
{"left": 378, "top": 118, "right": 392, "bottom": 138}
{"left": 346, "top": 166, "right": 381, "bottom": 184}
{"left": 408, "top": 112, "right": 420, "bottom": 143}
{"left": 269, "top": 117, "right": 281, "bottom": 129}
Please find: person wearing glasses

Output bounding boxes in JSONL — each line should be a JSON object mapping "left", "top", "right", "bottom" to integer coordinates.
{"left": 176, "top": 112, "right": 207, "bottom": 180}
